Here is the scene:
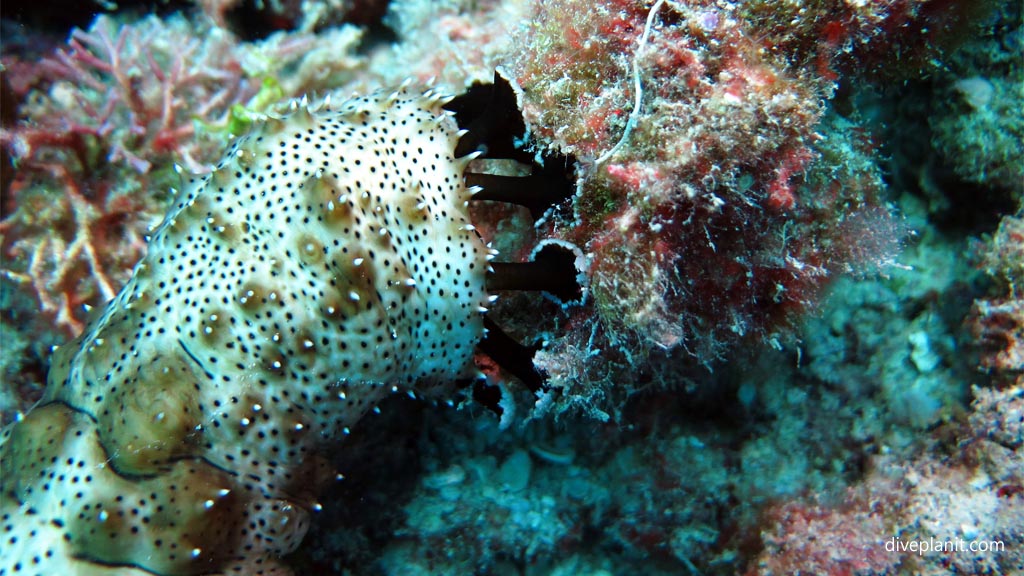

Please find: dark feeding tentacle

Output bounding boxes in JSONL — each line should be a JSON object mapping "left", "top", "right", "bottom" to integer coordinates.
{"left": 463, "top": 318, "right": 547, "bottom": 417}
{"left": 467, "top": 169, "right": 574, "bottom": 221}
{"left": 478, "top": 317, "right": 546, "bottom": 394}
{"left": 448, "top": 72, "right": 585, "bottom": 408}
{"left": 472, "top": 241, "right": 585, "bottom": 411}
{"left": 487, "top": 242, "right": 584, "bottom": 304}
{"left": 448, "top": 70, "right": 576, "bottom": 219}
{"left": 444, "top": 71, "right": 528, "bottom": 161}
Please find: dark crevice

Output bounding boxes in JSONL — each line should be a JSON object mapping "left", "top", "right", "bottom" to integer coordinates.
{"left": 224, "top": 0, "right": 297, "bottom": 41}
{"left": 471, "top": 379, "right": 504, "bottom": 417}
{"left": 67, "top": 553, "right": 165, "bottom": 576}
{"left": 178, "top": 339, "right": 214, "bottom": 380}
{"left": 1, "top": 69, "right": 16, "bottom": 216}
{"left": 0, "top": 1, "right": 190, "bottom": 39}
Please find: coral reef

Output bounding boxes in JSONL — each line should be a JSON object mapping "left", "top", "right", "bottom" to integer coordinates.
{"left": 1, "top": 0, "right": 1022, "bottom": 574}
{"left": 505, "top": 0, "right": 929, "bottom": 407}
{"left": 753, "top": 381, "right": 1024, "bottom": 576}
{"left": 970, "top": 214, "right": 1024, "bottom": 380}
{"left": 929, "top": 1, "right": 1024, "bottom": 198}
{"left": 369, "top": 0, "right": 526, "bottom": 88}
{"left": 195, "top": 0, "right": 392, "bottom": 38}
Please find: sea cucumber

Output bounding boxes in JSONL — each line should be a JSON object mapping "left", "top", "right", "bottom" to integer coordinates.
{"left": 1, "top": 85, "right": 499, "bottom": 576}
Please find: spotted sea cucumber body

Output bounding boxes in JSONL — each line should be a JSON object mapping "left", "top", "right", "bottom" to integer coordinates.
{"left": 0, "top": 88, "right": 489, "bottom": 575}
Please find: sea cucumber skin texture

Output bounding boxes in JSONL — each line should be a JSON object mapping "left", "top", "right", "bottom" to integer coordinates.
{"left": 0, "top": 88, "right": 488, "bottom": 575}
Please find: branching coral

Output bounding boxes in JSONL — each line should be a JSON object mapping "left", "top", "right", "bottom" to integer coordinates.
{"left": 1, "top": 14, "right": 256, "bottom": 335}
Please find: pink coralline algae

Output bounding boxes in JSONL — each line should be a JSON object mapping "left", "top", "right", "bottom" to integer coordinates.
{"left": 752, "top": 379, "right": 1024, "bottom": 576}
{"left": 1, "top": 14, "right": 256, "bottom": 336}
{"left": 753, "top": 491, "right": 902, "bottom": 576}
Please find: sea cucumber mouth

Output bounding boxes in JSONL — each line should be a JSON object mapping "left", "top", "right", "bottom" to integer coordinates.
{"left": 0, "top": 73, "right": 582, "bottom": 574}
{"left": 446, "top": 71, "right": 585, "bottom": 414}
